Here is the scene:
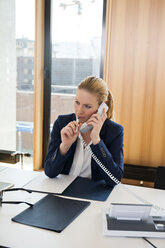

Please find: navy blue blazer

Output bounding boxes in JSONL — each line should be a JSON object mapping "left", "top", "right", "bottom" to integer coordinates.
{"left": 44, "top": 113, "right": 124, "bottom": 186}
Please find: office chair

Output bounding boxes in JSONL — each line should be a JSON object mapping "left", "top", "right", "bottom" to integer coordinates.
{"left": 154, "top": 166, "right": 165, "bottom": 190}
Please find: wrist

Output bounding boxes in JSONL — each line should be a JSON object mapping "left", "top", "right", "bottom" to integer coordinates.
{"left": 60, "top": 143, "right": 70, "bottom": 155}
{"left": 92, "top": 137, "right": 101, "bottom": 145}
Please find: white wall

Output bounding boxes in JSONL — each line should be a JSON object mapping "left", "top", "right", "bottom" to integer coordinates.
{"left": 0, "top": 0, "right": 16, "bottom": 150}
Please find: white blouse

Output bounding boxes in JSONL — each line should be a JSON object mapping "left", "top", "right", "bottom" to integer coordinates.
{"left": 69, "top": 133, "right": 92, "bottom": 179}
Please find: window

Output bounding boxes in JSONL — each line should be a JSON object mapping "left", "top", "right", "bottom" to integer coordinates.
{"left": 50, "top": 0, "right": 104, "bottom": 124}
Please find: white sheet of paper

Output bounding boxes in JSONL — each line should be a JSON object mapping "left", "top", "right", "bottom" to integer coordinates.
{"left": 0, "top": 166, "right": 7, "bottom": 172}
{"left": 23, "top": 172, "right": 76, "bottom": 194}
{"left": 0, "top": 167, "right": 40, "bottom": 188}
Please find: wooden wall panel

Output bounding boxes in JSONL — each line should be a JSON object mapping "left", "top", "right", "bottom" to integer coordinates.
{"left": 104, "top": 0, "right": 165, "bottom": 167}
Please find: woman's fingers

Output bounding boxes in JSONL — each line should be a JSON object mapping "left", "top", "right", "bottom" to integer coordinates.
{"left": 86, "top": 120, "right": 98, "bottom": 129}
{"left": 86, "top": 116, "right": 100, "bottom": 125}
{"left": 86, "top": 110, "right": 107, "bottom": 136}
{"left": 89, "top": 113, "right": 101, "bottom": 120}
{"left": 61, "top": 120, "right": 81, "bottom": 142}
{"left": 65, "top": 126, "right": 75, "bottom": 136}
{"left": 78, "top": 122, "right": 82, "bottom": 130}
{"left": 88, "top": 110, "right": 107, "bottom": 123}
{"left": 101, "top": 108, "right": 107, "bottom": 121}
{"left": 62, "top": 128, "right": 72, "bottom": 137}
{"left": 68, "top": 121, "right": 78, "bottom": 133}
{"left": 62, "top": 121, "right": 80, "bottom": 137}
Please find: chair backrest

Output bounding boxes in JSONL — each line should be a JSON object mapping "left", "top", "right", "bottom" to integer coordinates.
{"left": 154, "top": 166, "right": 165, "bottom": 190}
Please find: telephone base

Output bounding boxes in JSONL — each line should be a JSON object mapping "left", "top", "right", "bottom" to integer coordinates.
{"left": 102, "top": 208, "right": 165, "bottom": 238}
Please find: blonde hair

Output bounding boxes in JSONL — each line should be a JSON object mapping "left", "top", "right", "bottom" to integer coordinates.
{"left": 78, "top": 76, "right": 114, "bottom": 120}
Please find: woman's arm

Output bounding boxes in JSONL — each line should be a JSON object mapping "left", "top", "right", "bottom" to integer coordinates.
{"left": 90, "top": 125, "right": 124, "bottom": 186}
{"left": 86, "top": 109, "right": 124, "bottom": 186}
{"left": 44, "top": 115, "right": 80, "bottom": 178}
{"left": 44, "top": 117, "right": 72, "bottom": 178}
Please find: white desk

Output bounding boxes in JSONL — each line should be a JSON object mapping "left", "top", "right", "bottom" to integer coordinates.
{"left": 0, "top": 167, "right": 165, "bottom": 248}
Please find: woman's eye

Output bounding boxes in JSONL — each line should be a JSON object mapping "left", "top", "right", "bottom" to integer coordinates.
{"left": 75, "top": 101, "right": 80, "bottom": 105}
{"left": 85, "top": 105, "right": 91, "bottom": 109}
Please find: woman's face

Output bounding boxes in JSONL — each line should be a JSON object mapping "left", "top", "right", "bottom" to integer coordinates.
{"left": 74, "top": 89, "right": 99, "bottom": 123}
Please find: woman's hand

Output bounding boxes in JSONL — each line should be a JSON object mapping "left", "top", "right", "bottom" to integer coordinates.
{"left": 60, "top": 121, "right": 81, "bottom": 155}
{"left": 86, "top": 108, "right": 107, "bottom": 145}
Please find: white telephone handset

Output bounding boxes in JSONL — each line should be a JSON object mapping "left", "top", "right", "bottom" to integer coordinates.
{"left": 80, "top": 102, "right": 109, "bottom": 133}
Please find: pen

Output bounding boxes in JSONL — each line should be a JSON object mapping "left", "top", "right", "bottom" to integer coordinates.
{"left": 75, "top": 117, "right": 79, "bottom": 132}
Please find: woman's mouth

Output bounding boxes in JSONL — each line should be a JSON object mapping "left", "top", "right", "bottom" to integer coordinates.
{"left": 78, "top": 116, "right": 86, "bottom": 123}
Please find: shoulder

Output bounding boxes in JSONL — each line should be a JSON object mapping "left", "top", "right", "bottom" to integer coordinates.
{"left": 100, "top": 119, "right": 123, "bottom": 142}
{"left": 104, "top": 119, "right": 123, "bottom": 133}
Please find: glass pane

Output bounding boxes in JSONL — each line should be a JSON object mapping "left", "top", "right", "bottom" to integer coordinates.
{"left": 51, "top": 0, "right": 104, "bottom": 124}
{"left": 0, "top": 0, "right": 35, "bottom": 169}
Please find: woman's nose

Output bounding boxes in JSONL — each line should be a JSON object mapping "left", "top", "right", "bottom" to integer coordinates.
{"left": 77, "top": 105, "right": 84, "bottom": 115}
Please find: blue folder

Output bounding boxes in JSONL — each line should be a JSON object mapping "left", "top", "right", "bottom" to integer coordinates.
{"left": 12, "top": 194, "right": 90, "bottom": 233}
{"left": 61, "top": 177, "right": 113, "bottom": 201}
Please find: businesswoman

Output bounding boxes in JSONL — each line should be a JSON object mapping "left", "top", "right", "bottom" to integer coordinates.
{"left": 44, "top": 76, "right": 124, "bottom": 186}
